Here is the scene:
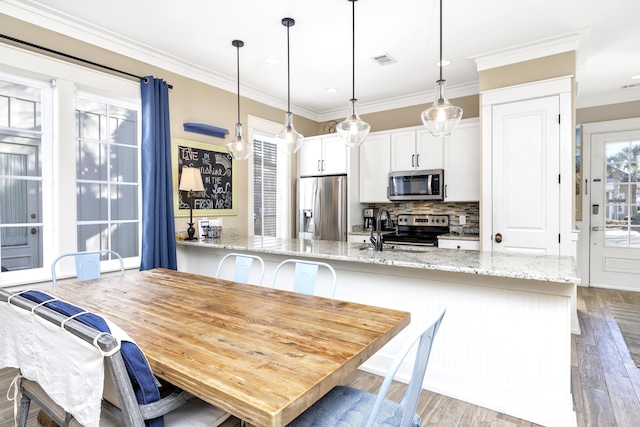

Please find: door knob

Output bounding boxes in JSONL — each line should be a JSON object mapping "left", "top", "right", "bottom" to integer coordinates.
{"left": 494, "top": 233, "right": 502, "bottom": 243}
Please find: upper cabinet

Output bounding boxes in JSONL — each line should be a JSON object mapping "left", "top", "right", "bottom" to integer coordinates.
{"left": 299, "top": 135, "right": 348, "bottom": 177}
{"left": 358, "top": 119, "right": 480, "bottom": 203}
{"left": 443, "top": 119, "right": 480, "bottom": 202}
{"left": 390, "top": 129, "right": 443, "bottom": 172}
{"left": 359, "top": 132, "right": 391, "bottom": 203}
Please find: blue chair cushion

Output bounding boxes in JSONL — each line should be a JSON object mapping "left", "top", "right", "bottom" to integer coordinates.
{"left": 289, "top": 385, "right": 421, "bottom": 427}
{"left": 22, "top": 290, "right": 163, "bottom": 427}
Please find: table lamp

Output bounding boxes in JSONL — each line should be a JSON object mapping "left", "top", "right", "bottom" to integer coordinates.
{"left": 179, "top": 167, "right": 204, "bottom": 240}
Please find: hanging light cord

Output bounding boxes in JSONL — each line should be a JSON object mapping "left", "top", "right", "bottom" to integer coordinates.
{"left": 351, "top": 0, "right": 356, "bottom": 101}
{"left": 438, "top": 0, "right": 443, "bottom": 83}
{"left": 286, "top": 21, "right": 291, "bottom": 113}
{"left": 236, "top": 43, "right": 241, "bottom": 123}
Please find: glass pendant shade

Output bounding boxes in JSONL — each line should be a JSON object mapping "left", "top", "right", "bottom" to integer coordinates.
{"left": 276, "top": 111, "right": 304, "bottom": 154}
{"left": 226, "top": 123, "right": 253, "bottom": 160}
{"left": 337, "top": 99, "right": 370, "bottom": 148}
{"left": 421, "top": 80, "right": 463, "bottom": 137}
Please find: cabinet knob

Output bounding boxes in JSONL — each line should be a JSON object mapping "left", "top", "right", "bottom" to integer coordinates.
{"left": 494, "top": 233, "right": 503, "bottom": 243}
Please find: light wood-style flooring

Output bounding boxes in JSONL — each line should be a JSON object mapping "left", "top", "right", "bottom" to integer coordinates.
{"left": 2, "top": 286, "right": 639, "bottom": 427}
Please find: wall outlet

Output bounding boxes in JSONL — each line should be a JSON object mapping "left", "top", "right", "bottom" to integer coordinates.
{"left": 459, "top": 215, "right": 466, "bottom": 225}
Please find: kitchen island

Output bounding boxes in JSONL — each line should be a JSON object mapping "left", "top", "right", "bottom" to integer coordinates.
{"left": 176, "top": 236, "right": 580, "bottom": 427}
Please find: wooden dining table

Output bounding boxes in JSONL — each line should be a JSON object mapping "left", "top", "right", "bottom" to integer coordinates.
{"left": 47, "top": 268, "right": 410, "bottom": 427}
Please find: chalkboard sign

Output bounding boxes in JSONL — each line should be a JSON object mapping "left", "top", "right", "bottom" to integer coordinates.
{"left": 172, "top": 138, "right": 237, "bottom": 217}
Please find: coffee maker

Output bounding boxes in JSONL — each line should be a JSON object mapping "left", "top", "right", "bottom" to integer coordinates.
{"left": 363, "top": 208, "right": 378, "bottom": 230}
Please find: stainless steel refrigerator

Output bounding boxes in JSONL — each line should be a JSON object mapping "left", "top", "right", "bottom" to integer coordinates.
{"left": 297, "top": 175, "right": 347, "bottom": 241}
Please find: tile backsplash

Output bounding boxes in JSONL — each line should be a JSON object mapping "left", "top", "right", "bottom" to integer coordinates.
{"left": 365, "top": 201, "right": 479, "bottom": 233}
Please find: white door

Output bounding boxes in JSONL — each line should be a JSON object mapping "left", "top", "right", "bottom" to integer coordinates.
{"left": 492, "top": 96, "right": 560, "bottom": 254}
{"left": 589, "top": 130, "right": 640, "bottom": 290}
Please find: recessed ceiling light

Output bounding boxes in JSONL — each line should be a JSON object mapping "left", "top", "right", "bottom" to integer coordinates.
{"left": 325, "top": 87, "right": 338, "bottom": 93}
{"left": 632, "top": 74, "right": 640, "bottom": 80}
{"left": 265, "top": 56, "right": 280, "bottom": 65}
{"left": 435, "top": 59, "right": 451, "bottom": 67}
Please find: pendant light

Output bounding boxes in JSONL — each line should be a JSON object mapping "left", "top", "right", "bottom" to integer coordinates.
{"left": 336, "top": 0, "right": 370, "bottom": 148}
{"left": 226, "top": 39, "right": 253, "bottom": 160}
{"left": 421, "top": 0, "right": 463, "bottom": 136}
{"left": 275, "top": 17, "right": 304, "bottom": 154}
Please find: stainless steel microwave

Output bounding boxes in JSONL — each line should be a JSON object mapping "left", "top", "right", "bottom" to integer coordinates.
{"left": 387, "top": 169, "right": 444, "bottom": 201}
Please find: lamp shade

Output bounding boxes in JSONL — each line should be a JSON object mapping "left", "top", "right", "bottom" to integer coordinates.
{"left": 179, "top": 167, "right": 204, "bottom": 192}
{"left": 227, "top": 123, "right": 253, "bottom": 160}
{"left": 337, "top": 99, "right": 370, "bottom": 148}
{"left": 276, "top": 111, "right": 304, "bottom": 153}
{"left": 421, "top": 80, "right": 463, "bottom": 136}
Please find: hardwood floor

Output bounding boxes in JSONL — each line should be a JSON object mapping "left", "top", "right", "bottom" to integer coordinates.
{"left": 1, "top": 286, "right": 639, "bottom": 426}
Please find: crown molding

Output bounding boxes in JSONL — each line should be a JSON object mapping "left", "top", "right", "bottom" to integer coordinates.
{"left": 472, "top": 32, "right": 583, "bottom": 72}
{"left": 319, "top": 81, "right": 479, "bottom": 122}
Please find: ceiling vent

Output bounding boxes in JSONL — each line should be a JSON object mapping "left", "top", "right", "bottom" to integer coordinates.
{"left": 621, "top": 83, "right": 640, "bottom": 90}
{"left": 372, "top": 54, "right": 397, "bottom": 66}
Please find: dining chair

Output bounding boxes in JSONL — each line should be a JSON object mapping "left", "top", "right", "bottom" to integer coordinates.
{"left": 270, "top": 259, "right": 337, "bottom": 298}
{"left": 0, "top": 288, "right": 231, "bottom": 427}
{"left": 215, "top": 253, "right": 265, "bottom": 285}
{"left": 51, "top": 250, "right": 125, "bottom": 286}
{"left": 288, "top": 305, "right": 446, "bottom": 427}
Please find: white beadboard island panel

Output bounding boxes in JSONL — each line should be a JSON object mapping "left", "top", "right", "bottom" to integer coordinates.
{"left": 177, "top": 237, "right": 579, "bottom": 427}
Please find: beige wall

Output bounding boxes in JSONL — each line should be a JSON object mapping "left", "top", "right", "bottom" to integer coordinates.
{"left": 577, "top": 101, "right": 640, "bottom": 124}
{"left": 480, "top": 52, "right": 576, "bottom": 92}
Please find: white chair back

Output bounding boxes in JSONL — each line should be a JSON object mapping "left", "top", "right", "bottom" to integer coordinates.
{"left": 215, "top": 253, "right": 265, "bottom": 285}
{"left": 270, "top": 259, "right": 337, "bottom": 298}
{"left": 51, "top": 250, "right": 124, "bottom": 285}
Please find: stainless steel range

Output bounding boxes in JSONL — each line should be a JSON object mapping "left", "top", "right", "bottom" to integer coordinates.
{"left": 382, "top": 214, "right": 450, "bottom": 247}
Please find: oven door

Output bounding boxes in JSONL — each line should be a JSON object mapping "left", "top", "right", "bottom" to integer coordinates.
{"left": 387, "top": 169, "right": 444, "bottom": 201}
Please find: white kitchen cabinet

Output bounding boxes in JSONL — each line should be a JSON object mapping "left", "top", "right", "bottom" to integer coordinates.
{"left": 359, "top": 132, "right": 391, "bottom": 203}
{"left": 438, "top": 239, "right": 480, "bottom": 250}
{"left": 298, "top": 134, "right": 347, "bottom": 177}
{"left": 390, "top": 128, "right": 443, "bottom": 172}
{"left": 443, "top": 119, "right": 480, "bottom": 202}
{"left": 348, "top": 234, "right": 371, "bottom": 244}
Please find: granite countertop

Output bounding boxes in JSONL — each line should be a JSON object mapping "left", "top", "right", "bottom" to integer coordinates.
{"left": 177, "top": 236, "right": 580, "bottom": 285}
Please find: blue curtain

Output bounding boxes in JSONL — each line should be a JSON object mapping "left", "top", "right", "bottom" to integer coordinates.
{"left": 140, "top": 77, "right": 177, "bottom": 271}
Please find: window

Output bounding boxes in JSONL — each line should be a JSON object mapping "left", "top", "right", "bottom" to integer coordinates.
{"left": 75, "top": 96, "right": 140, "bottom": 258}
{"left": 247, "top": 116, "right": 291, "bottom": 239}
{"left": 0, "top": 44, "right": 140, "bottom": 284}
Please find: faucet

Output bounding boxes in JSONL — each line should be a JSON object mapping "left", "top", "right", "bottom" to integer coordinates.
{"left": 370, "top": 208, "right": 392, "bottom": 251}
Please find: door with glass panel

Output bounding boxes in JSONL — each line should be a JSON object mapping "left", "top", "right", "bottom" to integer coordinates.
{"left": 0, "top": 79, "right": 43, "bottom": 271}
{"left": 590, "top": 130, "right": 640, "bottom": 290}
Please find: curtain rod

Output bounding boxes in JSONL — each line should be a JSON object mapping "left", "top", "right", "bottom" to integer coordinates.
{"left": 0, "top": 33, "right": 173, "bottom": 89}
